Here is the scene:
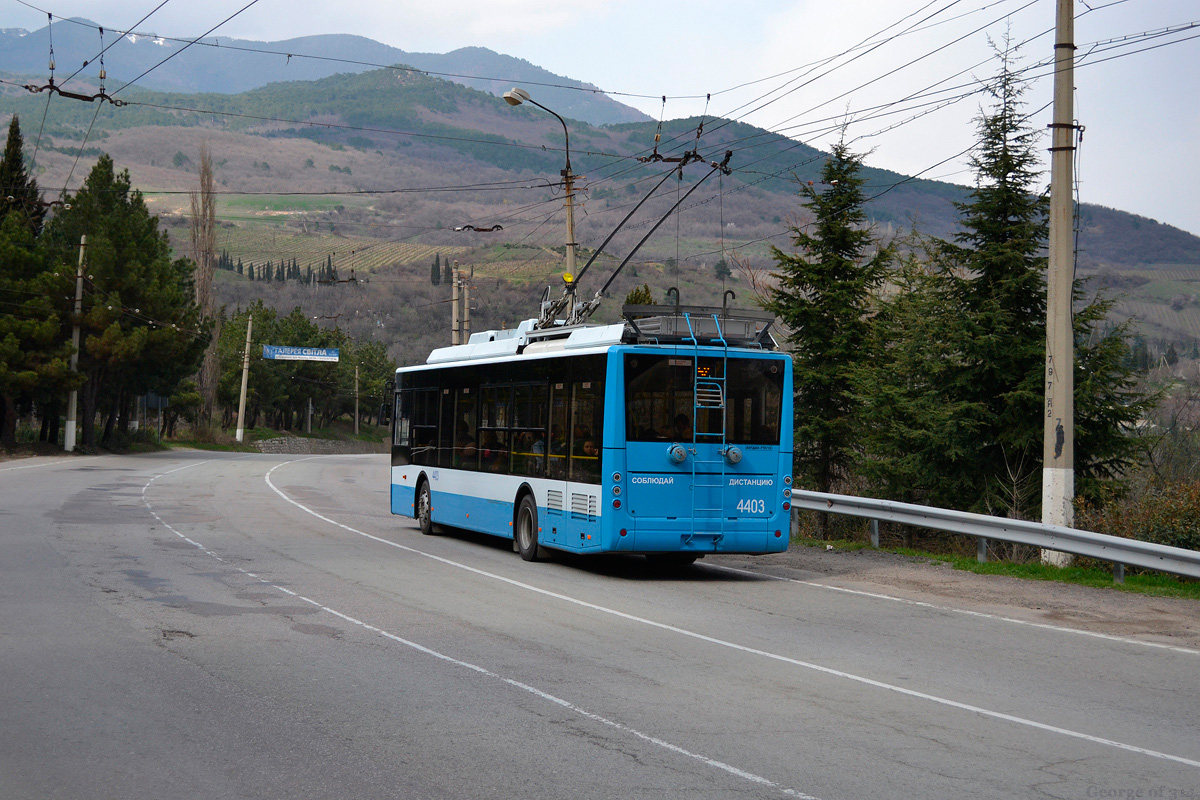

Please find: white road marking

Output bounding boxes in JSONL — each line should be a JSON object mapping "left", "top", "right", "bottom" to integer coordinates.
{"left": 262, "top": 458, "right": 1200, "bottom": 772}
{"left": 138, "top": 458, "right": 819, "bottom": 799}
{"left": 707, "top": 564, "right": 1200, "bottom": 656}
{"left": 1, "top": 456, "right": 99, "bottom": 471}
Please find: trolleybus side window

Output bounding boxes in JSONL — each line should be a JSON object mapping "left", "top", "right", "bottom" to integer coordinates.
{"left": 394, "top": 391, "right": 410, "bottom": 449}
{"left": 411, "top": 387, "right": 439, "bottom": 465}
{"left": 452, "top": 386, "right": 477, "bottom": 468}
{"left": 511, "top": 382, "right": 548, "bottom": 477}
{"left": 435, "top": 387, "right": 452, "bottom": 468}
{"left": 548, "top": 382, "right": 569, "bottom": 479}
{"left": 479, "top": 385, "right": 512, "bottom": 473}
{"left": 570, "top": 379, "right": 603, "bottom": 482}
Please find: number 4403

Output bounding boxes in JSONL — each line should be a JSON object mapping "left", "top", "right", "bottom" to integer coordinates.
{"left": 736, "top": 498, "right": 766, "bottom": 514}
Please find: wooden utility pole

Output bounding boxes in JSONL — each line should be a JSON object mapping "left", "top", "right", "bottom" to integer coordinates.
{"left": 64, "top": 235, "right": 86, "bottom": 452}
{"left": 1042, "top": 0, "right": 1076, "bottom": 565}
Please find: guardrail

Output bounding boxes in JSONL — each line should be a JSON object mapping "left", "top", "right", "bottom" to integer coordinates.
{"left": 791, "top": 490, "right": 1200, "bottom": 582}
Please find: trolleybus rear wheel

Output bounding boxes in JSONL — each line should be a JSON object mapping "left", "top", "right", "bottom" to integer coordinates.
{"left": 515, "top": 495, "right": 541, "bottom": 562}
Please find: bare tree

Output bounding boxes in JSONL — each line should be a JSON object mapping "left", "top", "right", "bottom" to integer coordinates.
{"left": 190, "top": 144, "right": 219, "bottom": 427}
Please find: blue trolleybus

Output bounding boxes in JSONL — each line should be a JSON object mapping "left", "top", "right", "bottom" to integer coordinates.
{"left": 387, "top": 305, "right": 793, "bottom": 563}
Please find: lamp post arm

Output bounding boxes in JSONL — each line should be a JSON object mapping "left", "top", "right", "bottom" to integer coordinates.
{"left": 526, "top": 97, "right": 570, "bottom": 169}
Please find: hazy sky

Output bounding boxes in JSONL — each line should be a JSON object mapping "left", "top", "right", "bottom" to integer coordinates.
{"left": 7, "top": 0, "right": 1200, "bottom": 235}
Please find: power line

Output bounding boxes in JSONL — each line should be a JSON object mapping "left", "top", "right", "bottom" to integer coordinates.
{"left": 8, "top": 1, "right": 693, "bottom": 102}
{"left": 114, "top": 1, "right": 266, "bottom": 96}
{"left": 59, "top": 0, "right": 175, "bottom": 89}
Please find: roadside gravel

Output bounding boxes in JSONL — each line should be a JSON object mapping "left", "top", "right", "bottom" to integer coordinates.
{"left": 714, "top": 545, "right": 1200, "bottom": 651}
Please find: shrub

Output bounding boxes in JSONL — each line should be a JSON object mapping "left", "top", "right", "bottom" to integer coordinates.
{"left": 1078, "top": 481, "right": 1200, "bottom": 552}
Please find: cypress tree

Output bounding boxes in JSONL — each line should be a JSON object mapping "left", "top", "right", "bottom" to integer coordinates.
{"left": 0, "top": 116, "right": 45, "bottom": 234}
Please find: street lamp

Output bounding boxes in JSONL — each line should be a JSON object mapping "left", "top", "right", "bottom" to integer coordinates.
{"left": 504, "top": 87, "right": 578, "bottom": 327}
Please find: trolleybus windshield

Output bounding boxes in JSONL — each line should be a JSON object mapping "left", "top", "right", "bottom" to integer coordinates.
{"left": 624, "top": 354, "right": 784, "bottom": 444}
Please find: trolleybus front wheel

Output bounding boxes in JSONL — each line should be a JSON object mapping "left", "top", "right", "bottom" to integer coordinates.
{"left": 515, "top": 495, "right": 543, "bottom": 562}
{"left": 416, "top": 480, "right": 435, "bottom": 536}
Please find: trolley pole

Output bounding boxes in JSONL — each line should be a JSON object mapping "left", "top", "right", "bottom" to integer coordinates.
{"left": 235, "top": 314, "right": 253, "bottom": 443}
{"left": 64, "top": 235, "right": 86, "bottom": 452}
{"left": 1042, "top": 0, "right": 1076, "bottom": 565}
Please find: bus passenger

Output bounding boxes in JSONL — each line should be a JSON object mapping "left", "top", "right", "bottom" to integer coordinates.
{"left": 479, "top": 430, "right": 504, "bottom": 471}
{"left": 454, "top": 433, "right": 476, "bottom": 468}
{"left": 673, "top": 413, "right": 692, "bottom": 442}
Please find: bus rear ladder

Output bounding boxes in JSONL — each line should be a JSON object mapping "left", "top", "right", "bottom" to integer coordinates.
{"left": 682, "top": 313, "right": 730, "bottom": 544}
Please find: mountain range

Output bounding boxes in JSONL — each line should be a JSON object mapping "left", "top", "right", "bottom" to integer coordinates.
{"left": 2, "top": 22, "right": 1199, "bottom": 349}
{"left": 0, "top": 21, "right": 648, "bottom": 126}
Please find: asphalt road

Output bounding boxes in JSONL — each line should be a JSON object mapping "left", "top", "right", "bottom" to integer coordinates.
{"left": 2, "top": 450, "right": 1196, "bottom": 800}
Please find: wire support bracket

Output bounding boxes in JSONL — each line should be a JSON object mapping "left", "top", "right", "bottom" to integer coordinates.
{"left": 23, "top": 80, "right": 127, "bottom": 107}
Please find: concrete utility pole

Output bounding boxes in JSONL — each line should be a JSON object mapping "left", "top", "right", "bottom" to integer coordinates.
{"left": 235, "top": 314, "right": 253, "bottom": 443}
{"left": 461, "top": 263, "right": 471, "bottom": 343}
{"left": 450, "top": 264, "right": 460, "bottom": 345}
{"left": 1042, "top": 0, "right": 1076, "bottom": 565}
{"left": 354, "top": 364, "right": 359, "bottom": 437}
{"left": 64, "top": 235, "right": 86, "bottom": 452}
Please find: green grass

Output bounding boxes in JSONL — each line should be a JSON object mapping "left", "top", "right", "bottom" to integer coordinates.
{"left": 794, "top": 536, "right": 1200, "bottom": 600}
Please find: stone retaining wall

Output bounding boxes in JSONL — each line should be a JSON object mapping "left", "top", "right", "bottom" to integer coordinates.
{"left": 254, "top": 437, "right": 388, "bottom": 455}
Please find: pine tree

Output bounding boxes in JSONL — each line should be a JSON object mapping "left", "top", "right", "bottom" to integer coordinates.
{"left": 431, "top": 253, "right": 441, "bottom": 286}
{"left": 764, "top": 138, "right": 894, "bottom": 503}
{"left": 43, "top": 155, "right": 209, "bottom": 447}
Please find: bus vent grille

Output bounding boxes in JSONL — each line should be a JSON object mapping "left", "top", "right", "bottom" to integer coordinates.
{"left": 547, "top": 490, "right": 564, "bottom": 513}
{"left": 570, "top": 493, "right": 596, "bottom": 521}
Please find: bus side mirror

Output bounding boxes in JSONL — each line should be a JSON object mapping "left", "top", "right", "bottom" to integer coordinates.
{"left": 379, "top": 401, "right": 392, "bottom": 425}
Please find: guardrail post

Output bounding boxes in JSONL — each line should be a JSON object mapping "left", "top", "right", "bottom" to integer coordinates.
{"left": 790, "top": 506, "right": 798, "bottom": 539}
{"left": 870, "top": 519, "right": 879, "bottom": 548}
{"left": 977, "top": 538, "right": 988, "bottom": 563}
{"left": 1114, "top": 563, "right": 1125, "bottom": 584}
